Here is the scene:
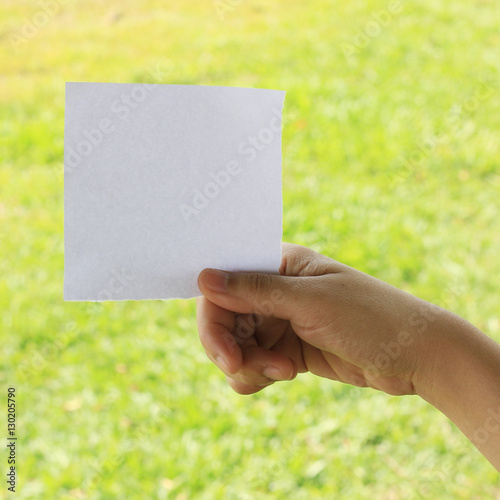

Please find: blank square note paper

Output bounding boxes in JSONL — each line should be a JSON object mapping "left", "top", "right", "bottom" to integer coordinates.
{"left": 64, "top": 83, "right": 285, "bottom": 301}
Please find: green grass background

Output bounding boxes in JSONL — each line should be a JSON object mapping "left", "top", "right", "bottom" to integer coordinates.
{"left": 1, "top": 0, "right": 500, "bottom": 498}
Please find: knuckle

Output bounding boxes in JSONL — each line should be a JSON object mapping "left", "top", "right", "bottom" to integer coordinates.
{"left": 245, "top": 272, "right": 271, "bottom": 295}
{"left": 222, "top": 331, "right": 238, "bottom": 354}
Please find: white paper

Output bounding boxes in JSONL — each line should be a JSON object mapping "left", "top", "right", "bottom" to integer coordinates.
{"left": 64, "top": 82, "right": 285, "bottom": 300}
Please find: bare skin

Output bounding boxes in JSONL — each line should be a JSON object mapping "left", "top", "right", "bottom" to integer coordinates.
{"left": 196, "top": 243, "right": 500, "bottom": 471}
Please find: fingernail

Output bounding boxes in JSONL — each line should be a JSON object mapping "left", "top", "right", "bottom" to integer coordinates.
{"left": 203, "top": 269, "right": 228, "bottom": 293}
{"left": 263, "top": 366, "right": 286, "bottom": 381}
{"left": 215, "top": 354, "right": 230, "bottom": 373}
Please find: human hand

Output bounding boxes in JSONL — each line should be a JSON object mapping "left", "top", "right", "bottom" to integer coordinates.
{"left": 196, "top": 243, "right": 440, "bottom": 396}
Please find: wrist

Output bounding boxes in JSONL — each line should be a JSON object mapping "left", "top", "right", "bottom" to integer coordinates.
{"left": 414, "top": 307, "right": 500, "bottom": 470}
{"left": 412, "top": 306, "right": 469, "bottom": 403}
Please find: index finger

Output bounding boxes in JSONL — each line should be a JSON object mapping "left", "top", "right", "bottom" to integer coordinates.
{"left": 196, "top": 296, "right": 242, "bottom": 374}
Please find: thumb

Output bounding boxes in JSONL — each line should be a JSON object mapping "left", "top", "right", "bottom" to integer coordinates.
{"left": 198, "top": 268, "right": 307, "bottom": 320}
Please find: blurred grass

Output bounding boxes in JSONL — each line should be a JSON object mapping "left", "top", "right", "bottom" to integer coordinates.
{"left": 1, "top": 0, "right": 500, "bottom": 498}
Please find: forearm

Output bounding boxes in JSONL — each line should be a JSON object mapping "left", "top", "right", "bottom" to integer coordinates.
{"left": 416, "top": 308, "right": 500, "bottom": 471}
